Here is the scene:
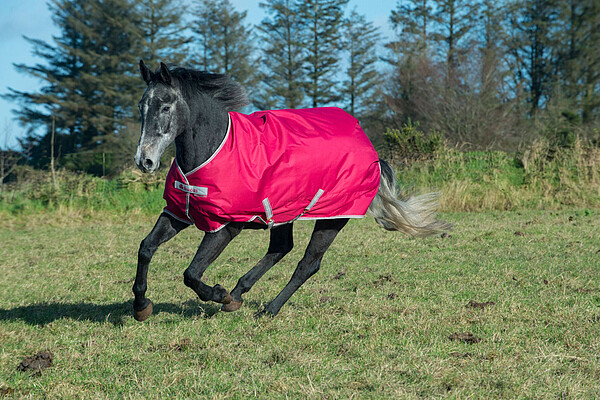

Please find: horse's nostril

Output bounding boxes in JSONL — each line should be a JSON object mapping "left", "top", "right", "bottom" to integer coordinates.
{"left": 143, "top": 158, "right": 154, "bottom": 169}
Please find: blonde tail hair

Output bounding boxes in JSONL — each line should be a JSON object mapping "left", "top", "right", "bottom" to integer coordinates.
{"left": 367, "top": 160, "right": 452, "bottom": 237}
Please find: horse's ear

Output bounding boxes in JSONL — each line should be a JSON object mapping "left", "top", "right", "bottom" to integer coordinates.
{"left": 159, "top": 62, "right": 172, "bottom": 85}
{"left": 140, "top": 60, "right": 152, "bottom": 84}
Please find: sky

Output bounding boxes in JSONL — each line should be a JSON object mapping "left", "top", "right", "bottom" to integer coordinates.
{"left": 0, "top": 0, "right": 397, "bottom": 148}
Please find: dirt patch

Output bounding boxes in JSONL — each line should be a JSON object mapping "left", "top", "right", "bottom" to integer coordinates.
{"left": 440, "top": 232, "right": 452, "bottom": 239}
{"left": 169, "top": 338, "right": 192, "bottom": 352}
{"left": 514, "top": 231, "right": 525, "bottom": 236}
{"left": 332, "top": 271, "right": 346, "bottom": 280}
{"left": 148, "top": 338, "right": 194, "bottom": 353}
{"left": 449, "top": 351, "right": 474, "bottom": 358}
{"left": 465, "top": 300, "right": 495, "bottom": 310}
{"left": 0, "top": 387, "right": 15, "bottom": 396}
{"left": 373, "top": 274, "right": 395, "bottom": 286}
{"left": 17, "top": 351, "right": 53, "bottom": 373}
{"left": 320, "top": 296, "right": 337, "bottom": 303}
{"left": 448, "top": 332, "right": 482, "bottom": 344}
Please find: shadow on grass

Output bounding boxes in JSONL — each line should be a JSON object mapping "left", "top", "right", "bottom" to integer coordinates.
{"left": 0, "top": 300, "right": 222, "bottom": 326}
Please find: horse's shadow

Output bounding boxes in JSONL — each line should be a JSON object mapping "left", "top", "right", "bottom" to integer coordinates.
{"left": 0, "top": 300, "right": 222, "bottom": 326}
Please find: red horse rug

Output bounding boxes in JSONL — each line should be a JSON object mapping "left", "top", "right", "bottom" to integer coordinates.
{"left": 162, "top": 107, "right": 381, "bottom": 232}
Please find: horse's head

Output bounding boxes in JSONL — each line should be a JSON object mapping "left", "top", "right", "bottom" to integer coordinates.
{"left": 134, "top": 60, "right": 189, "bottom": 173}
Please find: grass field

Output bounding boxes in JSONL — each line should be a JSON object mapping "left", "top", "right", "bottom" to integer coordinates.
{"left": 0, "top": 210, "right": 599, "bottom": 399}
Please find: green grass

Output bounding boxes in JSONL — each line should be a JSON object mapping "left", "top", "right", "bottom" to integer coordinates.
{"left": 0, "top": 210, "right": 599, "bottom": 398}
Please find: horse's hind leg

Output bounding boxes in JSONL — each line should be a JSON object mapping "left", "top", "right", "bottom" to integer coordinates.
{"left": 183, "top": 224, "right": 242, "bottom": 304}
{"left": 222, "top": 224, "right": 294, "bottom": 312}
{"left": 133, "top": 212, "right": 190, "bottom": 321}
{"left": 258, "top": 218, "right": 349, "bottom": 317}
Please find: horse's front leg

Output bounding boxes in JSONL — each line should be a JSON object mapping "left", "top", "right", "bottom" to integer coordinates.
{"left": 133, "top": 212, "right": 190, "bottom": 321}
{"left": 183, "top": 224, "right": 242, "bottom": 304}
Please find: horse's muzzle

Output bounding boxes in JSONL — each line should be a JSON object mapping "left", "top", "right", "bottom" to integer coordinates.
{"left": 134, "top": 153, "right": 160, "bottom": 173}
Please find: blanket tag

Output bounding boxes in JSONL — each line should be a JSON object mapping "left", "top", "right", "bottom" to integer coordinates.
{"left": 174, "top": 181, "right": 208, "bottom": 196}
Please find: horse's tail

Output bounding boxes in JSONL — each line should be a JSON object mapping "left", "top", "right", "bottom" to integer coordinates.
{"left": 367, "top": 159, "right": 452, "bottom": 237}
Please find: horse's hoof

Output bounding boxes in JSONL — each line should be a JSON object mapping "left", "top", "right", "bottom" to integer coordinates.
{"left": 221, "top": 299, "right": 243, "bottom": 312}
{"left": 213, "top": 284, "right": 232, "bottom": 304}
{"left": 221, "top": 291, "right": 233, "bottom": 305}
{"left": 133, "top": 300, "right": 153, "bottom": 322}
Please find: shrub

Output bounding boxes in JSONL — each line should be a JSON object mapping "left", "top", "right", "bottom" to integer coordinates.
{"left": 383, "top": 120, "right": 443, "bottom": 165}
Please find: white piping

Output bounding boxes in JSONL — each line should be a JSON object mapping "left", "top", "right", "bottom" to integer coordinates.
{"left": 162, "top": 209, "right": 193, "bottom": 225}
{"left": 185, "top": 114, "right": 231, "bottom": 176}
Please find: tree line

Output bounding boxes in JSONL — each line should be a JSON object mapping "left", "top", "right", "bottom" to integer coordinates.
{"left": 3, "top": 0, "right": 600, "bottom": 176}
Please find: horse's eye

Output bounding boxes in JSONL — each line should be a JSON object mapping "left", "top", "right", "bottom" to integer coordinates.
{"left": 161, "top": 106, "right": 170, "bottom": 113}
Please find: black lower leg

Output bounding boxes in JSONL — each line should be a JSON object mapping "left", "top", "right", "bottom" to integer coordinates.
{"left": 133, "top": 213, "right": 189, "bottom": 320}
{"left": 183, "top": 224, "right": 242, "bottom": 303}
{"left": 261, "top": 218, "right": 348, "bottom": 317}
{"left": 229, "top": 224, "right": 294, "bottom": 302}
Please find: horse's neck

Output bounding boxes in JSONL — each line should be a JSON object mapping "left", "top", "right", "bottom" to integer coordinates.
{"left": 174, "top": 108, "right": 229, "bottom": 174}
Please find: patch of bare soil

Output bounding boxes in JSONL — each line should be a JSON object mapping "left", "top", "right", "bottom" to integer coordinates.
{"left": 514, "top": 231, "right": 525, "bottom": 236}
{"left": 373, "top": 274, "right": 395, "bottom": 286}
{"left": 448, "top": 332, "right": 482, "bottom": 344}
{"left": 17, "top": 351, "right": 53, "bottom": 374}
{"left": 449, "top": 351, "right": 474, "bottom": 358}
{"left": 332, "top": 271, "right": 346, "bottom": 280}
{"left": 465, "top": 300, "right": 495, "bottom": 310}
{"left": 0, "top": 387, "right": 16, "bottom": 396}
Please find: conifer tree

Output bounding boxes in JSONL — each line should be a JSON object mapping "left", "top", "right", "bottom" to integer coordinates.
{"left": 138, "top": 0, "right": 192, "bottom": 67}
{"left": 298, "top": 0, "right": 349, "bottom": 107}
{"left": 341, "top": 10, "right": 381, "bottom": 118}
{"left": 4, "top": 0, "right": 143, "bottom": 173}
{"left": 431, "top": 0, "right": 479, "bottom": 79}
{"left": 506, "top": 0, "right": 559, "bottom": 112}
{"left": 388, "top": 0, "right": 433, "bottom": 59}
{"left": 191, "top": 0, "right": 256, "bottom": 90}
{"left": 256, "top": 0, "right": 305, "bottom": 109}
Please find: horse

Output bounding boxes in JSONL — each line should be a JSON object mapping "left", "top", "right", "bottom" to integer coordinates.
{"left": 132, "top": 61, "right": 450, "bottom": 321}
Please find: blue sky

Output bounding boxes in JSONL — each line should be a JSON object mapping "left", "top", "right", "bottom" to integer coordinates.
{"left": 0, "top": 0, "right": 397, "bottom": 148}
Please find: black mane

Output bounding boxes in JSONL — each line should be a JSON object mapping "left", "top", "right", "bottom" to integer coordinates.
{"left": 168, "top": 67, "right": 249, "bottom": 111}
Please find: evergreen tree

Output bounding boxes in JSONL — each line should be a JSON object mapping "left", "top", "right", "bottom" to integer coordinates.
{"left": 341, "top": 10, "right": 381, "bottom": 118}
{"left": 431, "top": 0, "right": 479, "bottom": 79}
{"left": 553, "top": 0, "right": 600, "bottom": 122}
{"left": 388, "top": 0, "right": 434, "bottom": 60}
{"left": 506, "top": 0, "right": 559, "bottom": 113}
{"left": 256, "top": 0, "right": 305, "bottom": 109}
{"left": 298, "top": 0, "right": 349, "bottom": 107}
{"left": 385, "top": 0, "right": 437, "bottom": 124}
{"left": 191, "top": 0, "right": 256, "bottom": 90}
{"left": 4, "top": 0, "right": 143, "bottom": 174}
{"left": 137, "top": 0, "right": 192, "bottom": 67}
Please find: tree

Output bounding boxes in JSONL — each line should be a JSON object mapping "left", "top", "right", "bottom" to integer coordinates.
{"left": 191, "top": 0, "right": 257, "bottom": 90}
{"left": 137, "top": 0, "right": 192, "bottom": 67}
{"left": 431, "top": 0, "right": 479, "bottom": 80}
{"left": 341, "top": 10, "right": 381, "bottom": 118}
{"left": 553, "top": 0, "right": 600, "bottom": 122}
{"left": 3, "top": 0, "right": 144, "bottom": 175}
{"left": 298, "top": 0, "right": 349, "bottom": 107}
{"left": 506, "top": 0, "right": 559, "bottom": 113}
{"left": 388, "top": 0, "right": 434, "bottom": 59}
{"left": 256, "top": 0, "right": 305, "bottom": 109}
